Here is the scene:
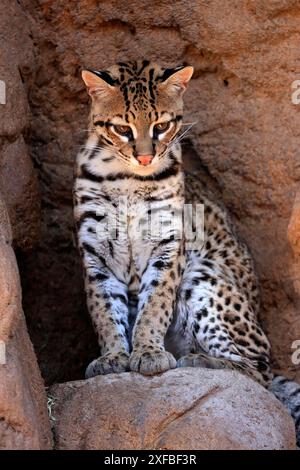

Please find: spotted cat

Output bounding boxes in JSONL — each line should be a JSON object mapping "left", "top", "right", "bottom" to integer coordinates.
{"left": 73, "top": 60, "right": 300, "bottom": 445}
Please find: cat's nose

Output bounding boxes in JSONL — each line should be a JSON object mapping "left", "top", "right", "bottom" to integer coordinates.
{"left": 137, "top": 155, "right": 154, "bottom": 166}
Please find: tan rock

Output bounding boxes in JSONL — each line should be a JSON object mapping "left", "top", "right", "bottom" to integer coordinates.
{"left": 50, "top": 368, "right": 295, "bottom": 450}
{"left": 0, "top": 0, "right": 50, "bottom": 441}
{"left": 0, "top": 137, "right": 40, "bottom": 250}
{"left": 0, "top": 198, "right": 52, "bottom": 450}
{"left": 0, "top": 0, "right": 40, "bottom": 250}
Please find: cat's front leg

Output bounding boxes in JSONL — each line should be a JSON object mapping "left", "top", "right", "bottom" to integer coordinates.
{"left": 80, "top": 247, "right": 130, "bottom": 378}
{"left": 84, "top": 267, "right": 130, "bottom": 378}
{"left": 130, "top": 238, "right": 183, "bottom": 375}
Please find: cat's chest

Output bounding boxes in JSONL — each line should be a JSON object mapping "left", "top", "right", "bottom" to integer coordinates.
{"left": 106, "top": 184, "right": 183, "bottom": 282}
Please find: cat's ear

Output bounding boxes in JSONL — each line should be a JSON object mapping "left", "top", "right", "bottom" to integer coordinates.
{"left": 81, "top": 69, "right": 116, "bottom": 98}
{"left": 160, "top": 66, "right": 194, "bottom": 95}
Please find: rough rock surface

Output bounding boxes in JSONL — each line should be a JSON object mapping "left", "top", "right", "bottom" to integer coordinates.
{"left": 0, "top": 0, "right": 52, "bottom": 449}
{"left": 15, "top": 0, "right": 300, "bottom": 385}
{"left": 0, "top": 0, "right": 40, "bottom": 250}
{"left": 0, "top": 197, "right": 52, "bottom": 449}
{"left": 50, "top": 368, "right": 296, "bottom": 450}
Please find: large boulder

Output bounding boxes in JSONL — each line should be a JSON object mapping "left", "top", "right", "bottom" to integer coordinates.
{"left": 0, "top": 197, "right": 52, "bottom": 449}
{"left": 49, "top": 368, "right": 296, "bottom": 450}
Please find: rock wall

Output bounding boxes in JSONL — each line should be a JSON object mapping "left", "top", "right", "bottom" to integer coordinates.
{"left": 0, "top": 0, "right": 40, "bottom": 250}
{"left": 0, "top": 199, "right": 52, "bottom": 449}
{"left": 16, "top": 0, "right": 300, "bottom": 384}
{"left": 0, "top": 0, "right": 52, "bottom": 449}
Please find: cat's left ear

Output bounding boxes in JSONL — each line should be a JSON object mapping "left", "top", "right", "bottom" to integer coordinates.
{"left": 81, "top": 69, "right": 116, "bottom": 98}
{"left": 160, "top": 66, "right": 194, "bottom": 95}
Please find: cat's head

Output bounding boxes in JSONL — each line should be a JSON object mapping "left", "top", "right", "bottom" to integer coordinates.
{"left": 82, "top": 61, "right": 193, "bottom": 176}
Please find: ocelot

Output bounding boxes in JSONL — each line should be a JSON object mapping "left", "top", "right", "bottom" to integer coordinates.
{"left": 73, "top": 60, "right": 300, "bottom": 446}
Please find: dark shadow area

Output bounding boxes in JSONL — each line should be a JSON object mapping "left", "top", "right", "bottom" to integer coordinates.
{"left": 17, "top": 210, "right": 99, "bottom": 385}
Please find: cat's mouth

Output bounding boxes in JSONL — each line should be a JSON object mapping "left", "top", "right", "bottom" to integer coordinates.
{"left": 130, "top": 155, "right": 162, "bottom": 176}
{"left": 117, "top": 150, "right": 171, "bottom": 176}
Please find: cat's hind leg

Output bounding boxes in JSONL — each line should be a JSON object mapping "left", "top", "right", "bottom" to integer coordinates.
{"left": 175, "top": 255, "right": 273, "bottom": 387}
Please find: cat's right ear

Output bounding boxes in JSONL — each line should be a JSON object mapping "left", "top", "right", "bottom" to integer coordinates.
{"left": 81, "top": 70, "right": 116, "bottom": 98}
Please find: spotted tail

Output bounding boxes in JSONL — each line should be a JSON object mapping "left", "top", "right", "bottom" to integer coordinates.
{"left": 270, "top": 376, "right": 300, "bottom": 447}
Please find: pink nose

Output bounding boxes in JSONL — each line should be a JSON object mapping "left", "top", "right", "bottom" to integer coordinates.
{"left": 137, "top": 155, "right": 153, "bottom": 166}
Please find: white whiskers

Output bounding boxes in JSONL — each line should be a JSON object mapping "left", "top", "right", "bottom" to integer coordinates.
{"left": 172, "top": 121, "right": 198, "bottom": 145}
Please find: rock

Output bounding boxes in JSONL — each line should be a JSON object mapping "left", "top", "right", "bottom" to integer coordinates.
{"left": 0, "top": 2, "right": 50, "bottom": 447}
{"left": 0, "top": 3, "right": 50, "bottom": 439}
{"left": 0, "top": 0, "right": 40, "bottom": 250}
{"left": 288, "top": 190, "right": 300, "bottom": 258}
{"left": 17, "top": 0, "right": 300, "bottom": 384}
{"left": 287, "top": 190, "right": 300, "bottom": 347}
{"left": 50, "top": 368, "right": 295, "bottom": 450}
{"left": 0, "top": 197, "right": 52, "bottom": 450}
{"left": 0, "top": 137, "right": 40, "bottom": 250}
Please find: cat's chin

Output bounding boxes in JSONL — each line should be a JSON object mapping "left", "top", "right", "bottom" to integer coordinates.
{"left": 130, "top": 163, "right": 162, "bottom": 177}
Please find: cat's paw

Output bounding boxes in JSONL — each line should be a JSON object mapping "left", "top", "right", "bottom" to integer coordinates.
{"left": 177, "top": 352, "right": 247, "bottom": 372}
{"left": 85, "top": 351, "right": 130, "bottom": 378}
{"left": 177, "top": 352, "right": 212, "bottom": 368}
{"left": 130, "top": 349, "right": 176, "bottom": 375}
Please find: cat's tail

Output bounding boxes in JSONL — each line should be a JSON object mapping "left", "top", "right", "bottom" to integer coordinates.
{"left": 269, "top": 375, "right": 300, "bottom": 447}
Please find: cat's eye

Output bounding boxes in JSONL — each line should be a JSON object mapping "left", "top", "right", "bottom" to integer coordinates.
{"left": 154, "top": 121, "right": 171, "bottom": 133}
{"left": 113, "top": 125, "right": 132, "bottom": 136}
{"left": 155, "top": 121, "right": 170, "bottom": 133}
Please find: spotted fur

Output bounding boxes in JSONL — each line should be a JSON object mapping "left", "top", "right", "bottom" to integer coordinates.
{"left": 74, "top": 60, "right": 300, "bottom": 446}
